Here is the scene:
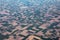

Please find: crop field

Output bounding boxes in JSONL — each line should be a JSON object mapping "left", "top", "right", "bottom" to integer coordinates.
{"left": 0, "top": 0, "right": 60, "bottom": 40}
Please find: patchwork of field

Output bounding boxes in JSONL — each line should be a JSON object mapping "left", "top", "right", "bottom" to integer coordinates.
{"left": 0, "top": 0, "right": 60, "bottom": 40}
